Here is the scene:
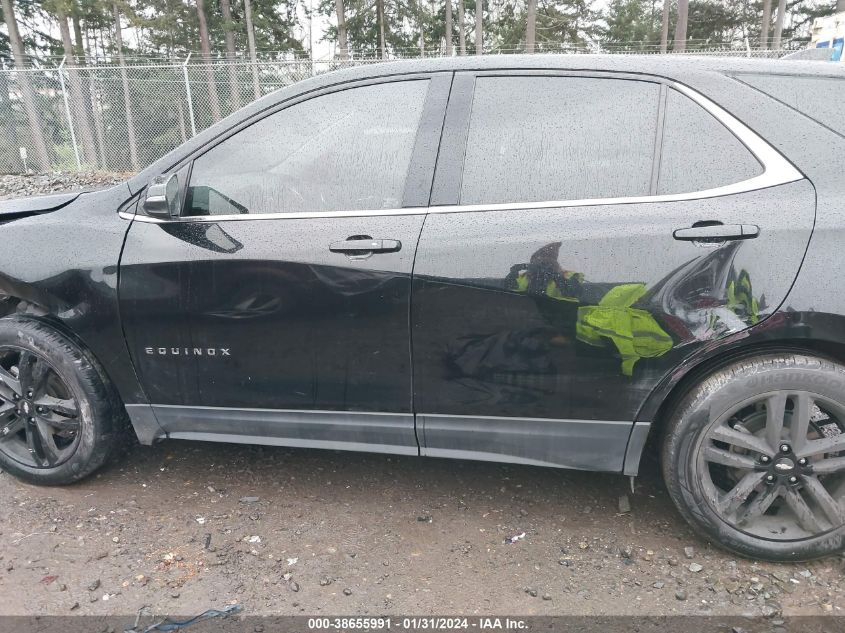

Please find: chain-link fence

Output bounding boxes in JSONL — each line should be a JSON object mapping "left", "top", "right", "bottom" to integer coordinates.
{"left": 0, "top": 49, "right": 794, "bottom": 174}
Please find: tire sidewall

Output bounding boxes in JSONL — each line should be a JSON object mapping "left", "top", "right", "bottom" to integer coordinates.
{"left": 665, "top": 356, "right": 845, "bottom": 561}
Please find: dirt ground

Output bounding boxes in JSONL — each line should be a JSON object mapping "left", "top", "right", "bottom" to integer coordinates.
{"left": 0, "top": 439, "right": 843, "bottom": 619}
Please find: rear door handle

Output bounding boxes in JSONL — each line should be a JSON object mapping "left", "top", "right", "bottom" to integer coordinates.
{"left": 329, "top": 238, "right": 402, "bottom": 254}
{"left": 673, "top": 224, "right": 759, "bottom": 242}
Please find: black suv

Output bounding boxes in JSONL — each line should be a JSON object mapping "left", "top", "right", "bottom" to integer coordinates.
{"left": 1, "top": 55, "right": 844, "bottom": 561}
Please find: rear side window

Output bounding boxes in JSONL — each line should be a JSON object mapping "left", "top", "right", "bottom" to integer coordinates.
{"left": 737, "top": 74, "right": 845, "bottom": 138}
{"left": 184, "top": 80, "right": 428, "bottom": 216}
{"left": 458, "top": 75, "right": 766, "bottom": 206}
{"left": 459, "top": 76, "right": 660, "bottom": 205}
{"left": 657, "top": 88, "right": 763, "bottom": 195}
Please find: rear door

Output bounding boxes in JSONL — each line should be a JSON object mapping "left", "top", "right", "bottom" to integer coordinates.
{"left": 411, "top": 71, "right": 815, "bottom": 471}
{"left": 120, "top": 73, "right": 450, "bottom": 453}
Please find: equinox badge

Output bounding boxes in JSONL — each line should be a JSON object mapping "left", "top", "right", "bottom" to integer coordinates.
{"left": 145, "top": 347, "right": 231, "bottom": 356}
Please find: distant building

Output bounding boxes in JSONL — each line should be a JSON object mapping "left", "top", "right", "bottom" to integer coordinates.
{"left": 810, "top": 10, "right": 845, "bottom": 62}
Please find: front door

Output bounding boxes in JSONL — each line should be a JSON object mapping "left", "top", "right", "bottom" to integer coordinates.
{"left": 411, "top": 71, "right": 815, "bottom": 470}
{"left": 120, "top": 74, "right": 450, "bottom": 454}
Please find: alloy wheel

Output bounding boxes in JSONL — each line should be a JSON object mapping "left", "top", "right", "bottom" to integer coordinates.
{"left": 697, "top": 390, "right": 845, "bottom": 541}
{"left": 0, "top": 347, "right": 81, "bottom": 468}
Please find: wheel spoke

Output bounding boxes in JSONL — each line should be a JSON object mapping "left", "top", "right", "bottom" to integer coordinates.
{"left": 37, "top": 412, "right": 80, "bottom": 432}
{"left": 703, "top": 446, "right": 758, "bottom": 470}
{"left": 783, "top": 486, "right": 826, "bottom": 534}
{"left": 0, "top": 415, "right": 24, "bottom": 441}
{"left": 0, "top": 399, "right": 15, "bottom": 418}
{"left": 797, "top": 434, "right": 845, "bottom": 459}
{"left": 710, "top": 424, "right": 771, "bottom": 456}
{"left": 719, "top": 471, "right": 767, "bottom": 516}
{"left": 765, "top": 393, "right": 787, "bottom": 449}
{"left": 802, "top": 476, "right": 845, "bottom": 527}
{"left": 34, "top": 395, "right": 78, "bottom": 417}
{"left": 31, "top": 420, "right": 61, "bottom": 466}
{"left": 736, "top": 484, "right": 781, "bottom": 525}
{"left": 17, "top": 352, "right": 49, "bottom": 397}
{"left": 0, "top": 364, "right": 21, "bottom": 399}
{"left": 789, "top": 392, "right": 812, "bottom": 450}
{"left": 812, "top": 456, "right": 845, "bottom": 475}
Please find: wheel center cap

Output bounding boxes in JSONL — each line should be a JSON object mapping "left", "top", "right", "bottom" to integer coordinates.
{"left": 774, "top": 457, "right": 795, "bottom": 473}
{"left": 20, "top": 400, "right": 33, "bottom": 416}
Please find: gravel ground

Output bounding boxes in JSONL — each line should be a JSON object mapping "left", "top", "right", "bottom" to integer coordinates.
{"left": 0, "top": 440, "right": 843, "bottom": 619}
{"left": 0, "top": 172, "right": 129, "bottom": 201}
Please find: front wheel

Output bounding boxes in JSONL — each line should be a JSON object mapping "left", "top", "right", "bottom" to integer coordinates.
{"left": 0, "top": 317, "right": 125, "bottom": 485}
{"left": 662, "top": 353, "right": 845, "bottom": 561}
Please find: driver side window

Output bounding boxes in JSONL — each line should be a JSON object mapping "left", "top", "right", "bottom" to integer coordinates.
{"left": 184, "top": 80, "right": 430, "bottom": 216}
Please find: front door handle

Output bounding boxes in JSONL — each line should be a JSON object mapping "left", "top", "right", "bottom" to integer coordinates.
{"left": 673, "top": 224, "right": 759, "bottom": 242}
{"left": 329, "top": 238, "right": 402, "bottom": 254}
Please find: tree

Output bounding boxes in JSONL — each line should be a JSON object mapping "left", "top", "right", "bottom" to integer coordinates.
{"left": 605, "top": 0, "right": 658, "bottom": 48}
{"left": 444, "top": 0, "right": 452, "bottom": 54}
{"left": 0, "top": 0, "right": 50, "bottom": 170}
{"left": 761, "top": 0, "right": 772, "bottom": 47}
{"left": 195, "top": 0, "right": 222, "bottom": 121}
{"left": 673, "top": 0, "right": 687, "bottom": 51}
{"left": 474, "top": 0, "right": 481, "bottom": 53}
{"left": 243, "top": 0, "right": 260, "bottom": 99}
{"left": 335, "top": 0, "right": 348, "bottom": 58}
{"left": 660, "top": 0, "right": 669, "bottom": 52}
{"left": 113, "top": 2, "right": 139, "bottom": 170}
{"left": 772, "top": 0, "right": 786, "bottom": 49}
{"left": 525, "top": 0, "right": 535, "bottom": 52}
{"left": 220, "top": 0, "right": 241, "bottom": 109}
{"left": 457, "top": 0, "right": 465, "bottom": 53}
{"left": 48, "top": 0, "right": 98, "bottom": 165}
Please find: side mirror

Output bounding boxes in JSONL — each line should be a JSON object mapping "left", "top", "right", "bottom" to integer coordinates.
{"left": 143, "top": 174, "right": 181, "bottom": 218}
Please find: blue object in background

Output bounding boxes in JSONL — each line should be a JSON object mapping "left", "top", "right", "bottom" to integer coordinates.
{"left": 833, "top": 37, "right": 844, "bottom": 61}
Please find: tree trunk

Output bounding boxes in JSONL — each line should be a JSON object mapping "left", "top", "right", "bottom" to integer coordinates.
{"left": 220, "top": 0, "right": 241, "bottom": 110}
{"left": 660, "top": 0, "right": 670, "bottom": 53}
{"left": 760, "top": 0, "right": 772, "bottom": 49}
{"left": 838, "top": 0, "right": 844, "bottom": 13}
{"left": 196, "top": 0, "right": 223, "bottom": 121}
{"left": 418, "top": 0, "right": 424, "bottom": 54}
{"left": 444, "top": 0, "right": 452, "bottom": 55}
{"left": 1, "top": 0, "right": 50, "bottom": 171}
{"left": 85, "top": 25, "right": 108, "bottom": 169}
{"left": 113, "top": 3, "right": 140, "bottom": 171}
{"left": 772, "top": 0, "right": 787, "bottom": 50}
{"left": 335, "top": 0, "right": 348, "bottom": 59}
{"left": 243, "top": 0, "right": 261, "bottom": 99}
{"left": 377, "top": 0, "right": 386, "bottom": 59}
{"left": 458, "top": 0, "right": 465, "bottom": 54}
{"left": 57, "top": 9, "right": 98, "bottom": 166}
{"left": 525, "top": 0, "right": 536, "bottom": 53}
{"left": 474, "top": 0, "right": 482, "bottom": 55}
{"left": 673, "top": 0, "right": 688, "bottom": 52}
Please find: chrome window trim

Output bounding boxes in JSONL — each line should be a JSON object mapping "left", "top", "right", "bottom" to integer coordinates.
{"left": 121, "top": 79, "right": 803, "bottom": 225}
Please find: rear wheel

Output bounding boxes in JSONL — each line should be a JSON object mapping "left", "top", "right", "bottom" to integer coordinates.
{"left": 0, "top": 317, "right": 125, "bottom": 485}
{"left": 662, "top": 354, "right": 845, "bottom": 561}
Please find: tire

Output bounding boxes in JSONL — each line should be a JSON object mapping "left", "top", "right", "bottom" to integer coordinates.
{"left": 662, "top": 353, "right": 845, "bottom": 561}
{"left": 0, "top": 316, "right": 126, "bottom": 485}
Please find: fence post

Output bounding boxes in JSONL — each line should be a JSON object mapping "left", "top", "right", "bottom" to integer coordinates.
{"left": 58, "top": 57, "right": 82, "bottom": 171}
{"left": 182, "top": 53, "right": 197, "bottom": 137}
